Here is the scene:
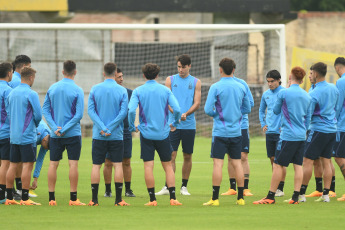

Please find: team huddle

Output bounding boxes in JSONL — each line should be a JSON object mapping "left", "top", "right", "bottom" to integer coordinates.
{"left": 0, "top": 54, "right": 344, "bottom": 206}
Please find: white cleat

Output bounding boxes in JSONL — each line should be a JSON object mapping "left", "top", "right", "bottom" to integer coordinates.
{"left": 299, "top": 195, "right": 306, "bottom": 202}
{"left": 155, "top": 186, "right": 169, "bottom": 195}
{"left": 275, "top": 189, "right": 285, "bottom": 197}
{"left": 180, "top": 186, "right": 191, "bottom": 195}
{"left": 315, "top": 195, "right": 330, "bottom": 202}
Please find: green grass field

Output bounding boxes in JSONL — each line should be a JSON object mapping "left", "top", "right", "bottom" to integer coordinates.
{"left": 1, "top": 137, "right": 344, "bottom": 230}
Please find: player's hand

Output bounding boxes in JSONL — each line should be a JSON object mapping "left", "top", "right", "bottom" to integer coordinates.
{"left": 181, "top": 113, "right": 187, "bottom": 121}
{"left": 135, "top": 127, "right": 139, "bottom": 133}
{"left": 170, "top": 124, "right": 176, "bottom": 132}
{"left": 55, "top": 127, "right": 62, "bottom": 136}
{"left": 263, "top": 125, "right": 268, "bottom": 133}
{"left": 30, "top": 178, "right": 38, "bottom": 190}
{"left": 37, "top": 132, "right": 40, "bottom": 135}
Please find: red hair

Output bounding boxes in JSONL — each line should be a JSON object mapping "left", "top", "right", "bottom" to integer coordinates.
{"left": 291, "top": 66, "right": 306, "bottom": 81}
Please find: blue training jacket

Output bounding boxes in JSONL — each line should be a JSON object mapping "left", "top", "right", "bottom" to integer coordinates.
{"left": 336, "top": 73, "right": 345, "bottom": 132}
{"left": 204, "top": 77, "right": 251, "bottom": 138}
{"left": 0, "top": 80, "right": 12, "bottom": 139}
{"left": 128, "top": 80, "right": 180, "bottom": 140}
{"left": 234, "top": 77, "right": 254, "bottom": 130}
{"left": 7, "top": 83, "right": 42, "bottom": 144}
{"left": 42, "top": 78, "right": 84, "bottom": 138}
{"left": 33, "top": 120, "right": 51, "bottom": 178}
{"left": 259, "top": 85, "right": 284, "bottom": 134}
{"left": 8, "top": 71, "right": 21, "bottom": 88}
{"left": 88, "top": 79, "right": 128, "bottom": 141}
{"left": 273, "top": 84, "right": 311, "bottom": 141}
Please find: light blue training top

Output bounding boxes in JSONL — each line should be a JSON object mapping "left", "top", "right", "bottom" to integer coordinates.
{"left": 234, "top": 77, "right": 254, "bottom": 130}
{"left": 9, "top": 71, "right": 21, "bottom": 88}
{"left": 204, "top": 77, "right": 251, "bottom": 138}
{"left": 0, "top": 80, "right": 12, "bottom": 139}
{"left": 33, "top": 120, "right": 51, "bottom": 178}
{"left": 128, "top": 80, "right": 181, "bottom": 140}
{"left": 336, "top": 73, "right": 345, "bottom": 132}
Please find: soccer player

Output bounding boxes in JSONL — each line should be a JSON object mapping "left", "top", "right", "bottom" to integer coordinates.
{"left": 253, "top": 67, "right": 311, "bottom": 205}
{"left": 29, "top": 120, "right": 51, "bottom": 197}
{"left": 0, "top": 62, "right": 13, "bottom": 204}
{"left": 128, "top": 63, "right": 182, "bottom": 206}
{"left": 43, "top": 60, "right": 85, "bottom": 206}
{"left": 9, "top": 55, "right": 31, "bottom": 89}
{"left": 5, "top": 66, "right": 42, "bottom": 205}
{"left": 103, "top": 68, "right": 136, "bottom": 198}
{"left": 203, "top": 58, "right": 251, "bottom": 206}
{"left": 258, "top": 70, "right": 286, "bottom": 197}
{"left": 299, "top": 62, "right": 339, "bottom": 203}
{"left": 156, "top": 54, "right": 201, "bottom": 196}
{"left": 222, "top": 76, "right": 254, "bottom": 197}
{"left": 333, "top": 57, "right": 345, "bottom": 201}
{"left": 88, "top": 63, "right": 129, "bottom": 206}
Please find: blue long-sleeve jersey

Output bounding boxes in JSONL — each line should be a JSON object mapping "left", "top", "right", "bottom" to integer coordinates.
{"left": 33, "top": 120, "right": 51, "bottom": 178}
{"left": 0, "top": 80, "right": 12, "bottom": 139}
{"left": 128, "top": 80, "right": 181, "bottom": 140}
{"left": 42, "top": 78, "right": 84, "bottom": 138}
{"left": 273, "top": 84, "right": 311, "bottom": 141}
{"left": 7, "top": 83, "right": 42, "bottom": 144}
{"left": 336, "top": 73, "right": 345, "bottom": 132}
{"left": 9, "top": 71, "right": 21, "bottom": 88}
{"left": 88, "top": 79, "right": 128, "bottom": 141}
{"left": 123, "top": 88, "right": 132, "bottom": 132}
{"left": 234, "top": 77, "right": 254, "bottom": 129}
{"left": 309, "top": 80, "right": 339, "bottom": 133}
{"left": 204, "top": 77, "right": 251, "bottom": 138}
{"left": 259, "top": 85, "right": 284, "bottom": 134}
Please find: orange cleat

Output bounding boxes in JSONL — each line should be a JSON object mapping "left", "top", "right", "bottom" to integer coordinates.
{"left": 253, "top": 198, "right": 275, "bottom": 204}
{"left": 337, "top": 194, "right": 345, "bottom": 201}
{"left": 5, "top": 199, "right": 20, "bottom": 205}
{"left": 20, "top": 199, "right": 41, "bottom": 205}
{"left": 288, "top": 199, "right": 299, "bottom": 204}
{"left": 115, "top": 200, "right": 130, "bottom": 206}
{"left": 329, "top": 191, "right": 336, "bottom": 198}
{"left": 243, "top": 189, "right": 253, "bottom": 196}
{"left": 69, "top": 199, "right": 86, "bottom": 206}
{"left": 221, "top": 189, "right": 237, "bottom": 196}
{"left": 170, "top": 199, "right": 182, "bottom": 206}
{"left": 88, "top": 200, "right": 99, "bottom": 206}
{"left": 49, "top": 200, "right": 57, "bottom": 206}
{"left": 144, "top": 200, "right": 158, "bottom": 206}
{"left": 305, "top": 191, "right": 322, "bottom": 197}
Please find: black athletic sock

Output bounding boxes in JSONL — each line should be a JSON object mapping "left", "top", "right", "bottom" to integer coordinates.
{"left": 277, "top": 181, "right": 285, "bottom": 191}
{"left": 49, "top": 192, "right": 55, "bottom": 201}
{"left": 70, "top": 192, "right": 77, "bottom": 201}
{"left": 6, "top": 188, "right": 13, "bottom": 200}
{"left": 244, "top": 179, "right": 249, "bottom": 190}
{"left": 212, "top": 186, "right": 220, "bottom": 200}
{"left": 15, "top": 178, "right": 22, "bottom": 191}
{"left": 315, "top": 177, "right": 323, "bottom": 192}
{"left": 105, "top": 183, "right": 111, "bottom": 193}
{"left": 230, "top": 178, "right": 236, "bottom": 190}
{"left": 125, "top": 182, "right": 131, "bottom": 191}
{"left": 22, "top": 189, "right": 29, "bottom": 201}
{"left": 115, "top": 182, "right": 123, "bottom": 204}
{"left": 182, "top": 179, "right": 188, "bottom": 188}
{"left": 91, "top": 184, "right": 99, "bottom": 203}
{"left": 0, "top": 184, "right": 6, "bottom": 200}
{"left": 292, "top": 191, "right": 300, "bottom": 202}
{"left": 237, "top": 187, "right": 244, "bottom": 200}
{"left": 266, "top": 190, "right": 275, "bottom": 200}
{"left": 330, "top": 176, "right": 335, "bottom": 192}
{"left": 300, "top": 184, "right": 308, "bottom": 195}
{"left": 147, "top": 187, "right": 156, "bottom": 202}
{"left": 323, "top": 188, "right": 330, "bottom": 196}
{"left": 168, "top": 187, "right": 176, "bottom": 200}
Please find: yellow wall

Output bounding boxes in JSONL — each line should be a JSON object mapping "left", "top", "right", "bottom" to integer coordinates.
{"left": 0, "top": 0, "right": 67, "bottom": 11}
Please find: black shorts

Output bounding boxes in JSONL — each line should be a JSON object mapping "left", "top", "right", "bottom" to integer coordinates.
{"left": 50, "top": 136, "right": 82, "bottom": 161}
{"left": 170, "top": 129, "right": 196, "bottom": 154}
{"left": 211, "top": 136, "right": 242, "bottom": 160}
{"left": 92, "top": 139, "right": 124, "bottom": 164}
{"left": 304, "top": 131, "right": 336, "bottom": 160}
{"left": 106, "top": 133, "right": 132, "bottom": 160}
{"left": 241, "top": 129, "right": 250, "bottom": 153}
{"left": 140, "top": 134, "right": 172, "bottom": 162}
{"left": 333, "top": 132, "right": 345, "bottom": 158}
{"left": 10, "top": 143, "right": 37, "bottom": 163}
{"left": 0, "top": 138, "right": 10, "bottom": 160}
{"left": 266, "top": 133, "right": 280, "bottom": 158}
{"left": 274, "top": 140, "right": 305, "bottom": 167}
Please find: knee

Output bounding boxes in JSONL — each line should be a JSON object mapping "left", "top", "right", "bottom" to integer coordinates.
{"left": 183, "top": 154, "right": 192, "bottom": 162}
{"left": 122, "top": 158, "right": 131, "bottom": 167}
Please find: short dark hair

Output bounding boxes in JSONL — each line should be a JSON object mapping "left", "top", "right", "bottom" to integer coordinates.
{"left": 266, "top": 70, "right": 281, "bottom": 80}
{"left": 311, "top": 62, "right": 327, "bottom": 77}
{"left": 142, "top": 63, "right": 160, "bottom": 80}
{"left": 0, "top": 62, "right": 13, "bottom": 79}
{"left": 176, "top": 54, "right": 191, "bottom": 66}
{"left": 291, "top": 66, "right": 306, "bottom": 81}
{"left": 63, "top": 60, "right": 76, "bottom": 76}
{"left": 116, "top": 68, "right": 122, "bottom": 73}
{"left": 14, "top": 55, "right": 31, "bottom": 70}
{"left": 219, "top": 58, "right": 236, "bottom": 75}
{"left": 21, "top": 66, "right": 36, "bottom": 79}
{"left": 104, "top": 62, "right": 117, "bottom": 76}
{"left": 334, "top": 57, "right": 345, "bottom": 66}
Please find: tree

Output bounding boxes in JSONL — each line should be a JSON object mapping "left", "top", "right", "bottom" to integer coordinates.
{"left": 291, "top": 0, "right": 345, "bottom": 11}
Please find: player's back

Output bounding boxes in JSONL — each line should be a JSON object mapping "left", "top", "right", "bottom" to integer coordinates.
{"left": 234, "top": 76, "right": 254, "bottom": 129}
{"left": 0, "top": 80, "right": 12, "bottom": 139}
{"left": 336, "top": 76, "right": 345, "bottom": 132}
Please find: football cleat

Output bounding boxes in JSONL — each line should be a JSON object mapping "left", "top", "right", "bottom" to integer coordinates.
{"left": 125, "top": 190, "right": 136, "bottom": 197}
{"left": 329, "top": 191, "right": 336, "bottom": 198}
{"left": 88, "top": 200, "right": 99, "bottom": 206}
{"left": 29, "top": 189, "right": 38, "bottom": 198}
{"left": 155, "top": 186, "right": 169, "bottom": 195}
{"left": 305, "top": 191, "right": 322, "bottom": 197}
{"left": 275, "top": 189, "right": 285, "bottom": 197}
{"left": 243, "top": 189, "right": 253, "bottom": 196}
{"left": 5, "top": 199, "right": 20, "bottom": 205}
{"left": 20, "top": 199, "right": 41, "bottom": 205}
{"left": 115, "top": 200, "right": 130, "bottom": 206}
{"left": 69, "top": 199, "right": 86, "bottom": 206}
{"left": 315, "top": 195, "right": 330, "bottom": 202}
{"left": 170, "top": 199, "right": 182, "bottom": 206}
{"left": 180, "top": 186, "right": 191, "bottom": 195}
{"left": 49, "top": 200, "right": 57, "bottom": 206}
{"left": 144, "top": 200, "right": 157, "bottom": 206}
{"left": 104, "top": 191, "right": 112, "bottom": 197}
{"left": 203, "top": 199, "right": 219, "bottom": 206}
{"left": 236, "top": 198, "right": 245, "bottom": 205}
{"left": 253, "top": 198, "right": 275, "bottom": 204}
{"left": 221, "top": 188, "right": 237, "bottom": 196}
{"left": 337, "top": 194, "right": 345, "bottom": 201}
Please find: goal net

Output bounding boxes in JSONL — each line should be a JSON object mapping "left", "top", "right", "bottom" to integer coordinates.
{"left": 0, "top": 24, "right": 286, "bottom": 137}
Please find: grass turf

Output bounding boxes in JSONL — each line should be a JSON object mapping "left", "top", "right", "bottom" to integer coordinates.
{"left": 0, "top": 137, "right": 344, "bottom": 230}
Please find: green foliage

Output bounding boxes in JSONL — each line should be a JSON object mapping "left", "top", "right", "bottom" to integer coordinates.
{"left": 291, "top": 0, "right": 345, "bottom": 11}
